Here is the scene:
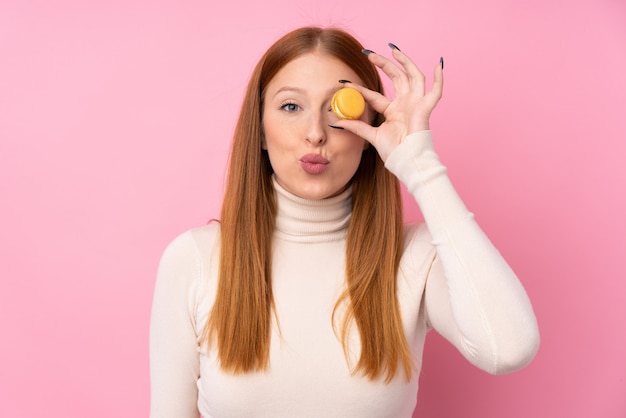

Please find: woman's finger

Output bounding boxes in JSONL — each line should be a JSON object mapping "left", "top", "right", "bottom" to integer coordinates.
{"left": 388, "top": 45, "right": 425, "bottom": 91}
{"left": 341, "top": 82, "right": 392, "bottom": 117}
{"left": 426, "top": 58, "right": 444, "bottom": 103}
{"left": 333, "top": 118, "right": 380, "bottom": 146}
{"left": 364, "top": 50, "right": 410, "bottom": 93}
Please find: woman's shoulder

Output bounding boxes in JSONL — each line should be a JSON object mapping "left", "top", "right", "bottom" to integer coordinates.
{"left": 403, "top": 221, "right": 432, "bottom": 244}
{"left": 186, "top": 222, "right": 221, "bottom": 249}
{"left": 401, "top": 222, "right": 437, "bottom": 261}
{"left": 160, "top": 223, "right": 221, "bottom": 264}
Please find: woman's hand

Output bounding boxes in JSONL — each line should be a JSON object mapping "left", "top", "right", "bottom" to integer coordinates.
{"left": 336, "top": 45, "right": 443, "bottom": 162}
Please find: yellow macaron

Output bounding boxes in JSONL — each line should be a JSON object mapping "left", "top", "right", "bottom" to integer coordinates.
{"left": 331, "top": 87, "right": 365, "bottom": 120}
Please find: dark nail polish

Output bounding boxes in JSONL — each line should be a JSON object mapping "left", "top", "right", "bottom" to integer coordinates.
{"left": 328, "top": 124, "right": 344, "bottom": 130}
{"left": 338, "top": 79, "right": 352, "bottom": 84}
{"left": 388, "top": 42, "right": 401, "bottom": 51}
{"left": 440, "top": 56, "right": 444, "bottom": 69}
{"left": 361, "top": 49, "right": 375, "bottom": 55}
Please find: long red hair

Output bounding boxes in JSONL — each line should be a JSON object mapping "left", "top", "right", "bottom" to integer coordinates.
{"left": 203, "top": 26, "right": 412, "bottom": 382}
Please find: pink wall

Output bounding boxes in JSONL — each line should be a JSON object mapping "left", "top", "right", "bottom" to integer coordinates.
{"left": 1, "top": 0, "right": 624, "bottom": 416}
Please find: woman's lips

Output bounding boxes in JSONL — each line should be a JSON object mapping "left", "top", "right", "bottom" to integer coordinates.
{"left": 300, "top": 154, "right": 329, "bottom": 174}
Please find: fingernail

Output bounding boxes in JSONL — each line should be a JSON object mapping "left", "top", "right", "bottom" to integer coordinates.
{"left": 329, "top": 124, "right": 344, "bottom": 130}
{"left": 388, "top": 42, "right": 401, "bottom": 51}
{"left": 338, "top": 79, "right": 352, "bottom": 84}
{"left": 361, "top": 49, "right": 375, "bottom": 55}
{"left": 440, "top": 56, "right": 444, "bottom": 70}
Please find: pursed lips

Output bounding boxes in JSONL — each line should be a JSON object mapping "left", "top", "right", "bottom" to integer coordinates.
{"left": 299, "top": 154, "right": 329, "bottom": 174}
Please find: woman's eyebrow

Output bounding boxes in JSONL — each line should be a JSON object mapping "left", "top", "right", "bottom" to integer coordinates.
{"left": 273, "top": 86, "right": 306, "bottom": 97}
{"left": 272, "top": 85, "right": 341, "bottom": 99}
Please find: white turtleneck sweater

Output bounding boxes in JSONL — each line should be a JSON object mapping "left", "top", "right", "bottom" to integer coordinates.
{"left": 150, "top": 131, "right": 539, "bottom": 418}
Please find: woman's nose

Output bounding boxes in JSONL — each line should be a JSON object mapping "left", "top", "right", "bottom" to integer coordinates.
{"left": 305, "top": 111, "right": 328, "bottom": 145}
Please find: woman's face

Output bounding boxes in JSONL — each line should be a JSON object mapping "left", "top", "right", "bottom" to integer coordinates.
{"left": 262, "top": 51, "right": 369, "bottom": 200}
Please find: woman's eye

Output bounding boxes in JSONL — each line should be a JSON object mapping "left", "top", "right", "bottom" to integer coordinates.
{"left": 281, "top": 103, "right": 300, "bottom": 112}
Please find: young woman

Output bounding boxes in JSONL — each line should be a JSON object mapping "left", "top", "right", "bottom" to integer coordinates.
{"left": 150, "top": 26, "right": 539, "bottom": 417}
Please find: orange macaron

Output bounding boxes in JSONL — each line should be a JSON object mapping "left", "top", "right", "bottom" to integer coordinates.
{"left": 331, "top": 87, "right": 365, "bottom": 120}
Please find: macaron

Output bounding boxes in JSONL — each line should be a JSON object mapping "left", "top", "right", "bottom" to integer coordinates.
{"left": 331, "top": 87, "right": 365, "bottom": 120}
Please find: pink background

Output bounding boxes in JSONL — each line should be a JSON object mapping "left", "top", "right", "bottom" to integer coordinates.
{"left": 1, "top": 0, "right": 625, "bottom": 416}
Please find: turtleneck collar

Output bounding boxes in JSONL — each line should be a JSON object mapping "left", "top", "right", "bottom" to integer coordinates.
{"left": 273, "top": 177, "right": 352, "bottom": 243}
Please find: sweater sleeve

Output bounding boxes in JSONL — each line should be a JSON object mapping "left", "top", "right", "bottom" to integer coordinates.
{"left": 385, "top": 131, "right": 540, "bottom": 374}
{"left": 150, "top": 231, "right": 202, "bottom": 417}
